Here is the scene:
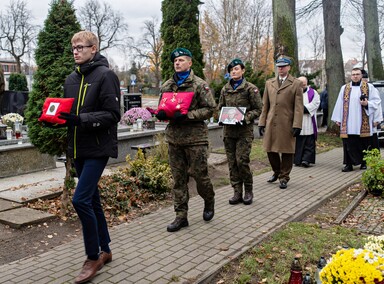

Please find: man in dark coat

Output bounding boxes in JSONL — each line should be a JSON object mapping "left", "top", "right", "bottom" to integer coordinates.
{"left": 258, "top": 57, "right": 303, "bottom": 189}
{"left": 59, "top": 31, "right": 121, "bottom": 284}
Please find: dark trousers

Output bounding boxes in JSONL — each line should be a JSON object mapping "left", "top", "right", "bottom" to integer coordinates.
{"left": 294, "top": 135, "right": 316, "bottom": 165}
{"left": 342, "top": 136, "right": 371, "bottom": 166}
{"left": 321, "top": 109, "right": 328, "bottom": 127}
{"left": 73, "top": 157, "right": 110, "bottom": 257}
{"left": 267, "top": 152, "right": 294, "bottom": 182}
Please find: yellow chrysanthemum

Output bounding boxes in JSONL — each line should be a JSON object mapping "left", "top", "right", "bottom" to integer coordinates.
{"left": 320, "top": 248, "right": 384, "bottom": 283}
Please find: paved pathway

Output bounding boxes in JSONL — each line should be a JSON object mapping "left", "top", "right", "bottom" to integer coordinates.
{"left": 0, "top": 148, "right": 365, "bottom": 284}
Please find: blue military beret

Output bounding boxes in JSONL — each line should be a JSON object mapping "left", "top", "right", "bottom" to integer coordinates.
{"left": 170, "top": 48, "right": 193, "bottom": 62}
{"left": 227, "top": 58, "right": 245, "bottom": 73}
{"left": 276, "top": 57, "right": 292, "bottom": 67}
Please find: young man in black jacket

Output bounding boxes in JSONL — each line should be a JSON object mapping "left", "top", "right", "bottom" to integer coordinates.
{"left": 58, "top": 30, "right": 121, "bottom": 284}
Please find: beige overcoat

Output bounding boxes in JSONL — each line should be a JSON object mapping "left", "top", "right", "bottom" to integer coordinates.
{"left": 258, "top": 74, "right": 304, "bottom": 153}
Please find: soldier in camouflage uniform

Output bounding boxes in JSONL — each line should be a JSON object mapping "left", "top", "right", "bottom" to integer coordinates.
{"left": 218, "top": 59, "right": 262, "bottom": 205}
{"left": 156, "top": 48, "right": 217, "bottom": 232}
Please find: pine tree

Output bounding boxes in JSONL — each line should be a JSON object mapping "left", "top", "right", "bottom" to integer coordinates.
{"left": 25, "top": 0, "right": 80, "bottom": 155}
{"left": 24, "top": 0, "right": 81, "bottom": 214}
{"left": 9, "top": 73, "right": 29, "bottom": 91}
{"left": 160, "top": 0, "right": 204, "bottom": 79}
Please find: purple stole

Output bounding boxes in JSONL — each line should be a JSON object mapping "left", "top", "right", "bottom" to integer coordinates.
{"left": 307, "top": 88, "right": 318, "bottom": 139}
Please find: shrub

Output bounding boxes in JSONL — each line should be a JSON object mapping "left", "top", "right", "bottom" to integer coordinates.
{"left": 362, "top": 149, "right": 384, "bottom": 197}
{"left": 9, "top": 73, "right": 28, "bottom": 91}
{"left": 125, "top": 148, "right": 172, "bottom": 194}
{"left": 98, "top": 171, "right": 155, "bottom": 218}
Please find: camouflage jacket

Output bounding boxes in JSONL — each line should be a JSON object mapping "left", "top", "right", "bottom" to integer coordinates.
{"left": 218, "top": 78, "right": 262, "bottom": 138}
{"left": 160, "top": 70, "right": 216, "bottom": 146}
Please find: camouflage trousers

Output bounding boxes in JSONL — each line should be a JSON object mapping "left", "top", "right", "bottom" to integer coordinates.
{"left": 224, "top": 137, "right": 253, "bottom": 193}
{"left": 168, "top": 143, "right": 215, "bottom": 218}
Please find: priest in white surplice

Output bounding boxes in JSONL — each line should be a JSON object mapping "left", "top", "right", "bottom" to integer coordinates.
{"left": 294, "top": 76, "right": 320, "bottom": 167}
{"left": 331, "top": 67, "right": 381, "bottom": 172}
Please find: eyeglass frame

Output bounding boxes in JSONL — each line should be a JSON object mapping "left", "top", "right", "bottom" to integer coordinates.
{"left": 71, "top": 45, "right": 94, "bottom": 53}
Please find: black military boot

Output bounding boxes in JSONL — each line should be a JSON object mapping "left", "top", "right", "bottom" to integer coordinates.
{"left": 229, "top": 190, "right": 243, "bottom": 205}
{"left": 167, "top": 217, "right": 189, "bottom": 232}
{"left": 243, "top": 187, "right": 253, "bottom": 205}
{"left": 203, "top": 199, "right": 214, "bottom": 221}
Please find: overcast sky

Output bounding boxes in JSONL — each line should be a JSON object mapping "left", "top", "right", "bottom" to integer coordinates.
{"left": 1, "top": 0, "right": 365, "bottom": 67}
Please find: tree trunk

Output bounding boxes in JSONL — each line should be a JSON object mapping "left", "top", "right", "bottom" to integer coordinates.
{"left": 323, "top": 0, "right": 345, "bottom": 131}
{"left": 272, "top": 0, "right": 299, "bottom": 76}
{"left": 363, "top": 0, "right": 384, "bottom": 81}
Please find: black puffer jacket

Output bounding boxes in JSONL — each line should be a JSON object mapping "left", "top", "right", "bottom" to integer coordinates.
{"left": 64, "top": 53, "right": 121, "bottom": 159}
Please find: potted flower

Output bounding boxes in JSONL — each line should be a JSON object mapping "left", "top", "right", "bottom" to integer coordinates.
{"left": 362, "top": 149, "right": 384, "bottom": 197}
{"left": 120, "top": 107, "right": 153, "bottom": 129}
{"left": 1, "top": 113, "right": 24, "bottom": 129}
{"left": 320, "top": 248, "right": 384, "bottom": 283}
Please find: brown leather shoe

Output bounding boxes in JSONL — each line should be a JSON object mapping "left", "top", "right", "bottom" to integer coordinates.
{"left": 99, "top": 251, "right": 112, "bottom": 268}
{"left": 74, "top": 259, "right": 102, "bottom": 284}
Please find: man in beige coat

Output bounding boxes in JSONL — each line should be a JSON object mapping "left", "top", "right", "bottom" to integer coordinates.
{"left": 258, "top": 57, "right": 303, "bottom": 189}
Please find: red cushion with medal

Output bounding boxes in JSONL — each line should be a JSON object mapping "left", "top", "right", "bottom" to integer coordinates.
{"left": 38, "top": 97, "right": 75, "bottom": 124}
{"left": 156, "top": 92, "right": 194, "bottom": 118}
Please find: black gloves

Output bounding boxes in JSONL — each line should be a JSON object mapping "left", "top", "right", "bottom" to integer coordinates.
{"left": 304, "top": 107, "right": 309, "bottom": 114}
{"left": 155, "top": 110, "right": 167, "bottom": 121}
{"left": 235, "top": 119, "right": 247, "bottom": 126}
{"left": 292, "top": 128, "right": 301, "bottom": 137}
{"left": 259, "top": 126, "right": 265, "bottom": 136}
{"left": 360, "top": 94, "right": 368, "bottom": 101}
{"left": 58, "top": 112, "right": 81, "bottom": 126}
{"left": 173, "top": 111, "right": 187, "bottom": 122}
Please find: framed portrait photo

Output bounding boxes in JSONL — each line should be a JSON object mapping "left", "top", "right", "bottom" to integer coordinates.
{"left": 219, "top": 107, "right": 246, "bottom": 125}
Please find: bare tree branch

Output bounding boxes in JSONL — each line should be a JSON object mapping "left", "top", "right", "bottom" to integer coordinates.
{"left": 78, "top": 0, "right": 132, "bottom": 52}
{"left": 296, "top": 0, "right": 322, "bottom": 20}
{"left": 0, "top": 0, "right": 36, "bottom": 73}
{"left": 129, "top": 17, "right": 163, "bottom": 88}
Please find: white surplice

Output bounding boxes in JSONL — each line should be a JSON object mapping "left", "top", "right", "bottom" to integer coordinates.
{"left": 331, "top": 82, "right": 381, "bottom": 135}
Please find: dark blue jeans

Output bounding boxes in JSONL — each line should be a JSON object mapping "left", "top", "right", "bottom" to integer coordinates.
{"left": 73, "top": 157, "right": 110, "bottom": 257}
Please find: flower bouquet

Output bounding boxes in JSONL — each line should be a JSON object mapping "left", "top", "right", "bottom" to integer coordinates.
{"left": 364, "top": 235, "right": 384, "bottom": 255}
{"left": 320, "top": 248, "right": 384, "bottom": 283}
{"left": 1, "top": 113, "right": 24, "bottom": 128}
{"left": 120, "top": 107, "right": 153, "bottom": 127}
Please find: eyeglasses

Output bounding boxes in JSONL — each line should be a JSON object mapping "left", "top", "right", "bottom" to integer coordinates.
{"left": 71, "top": 45, "right": 93, "bottom": 52}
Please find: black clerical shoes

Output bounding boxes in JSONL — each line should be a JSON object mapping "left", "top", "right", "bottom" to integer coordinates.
{"left": 301, "top": 161, "right": 310, "bottom": 168}
{"left": 267, "top": 174, "right": 278, "bottom": 183}
{"left": 342, "top": 165, "right": 353, "bottom": 172}
{"left": 279, "top": 180, "right": 287, "bottom": 189}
